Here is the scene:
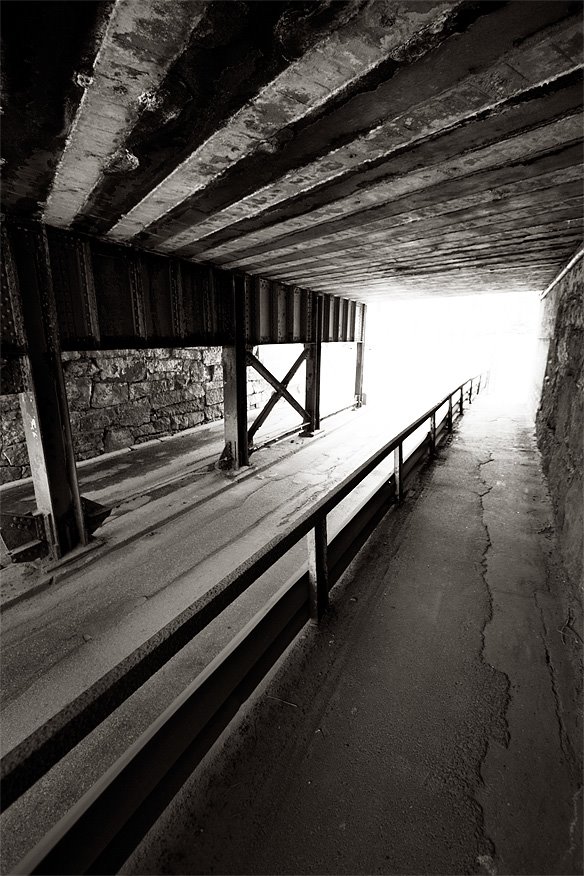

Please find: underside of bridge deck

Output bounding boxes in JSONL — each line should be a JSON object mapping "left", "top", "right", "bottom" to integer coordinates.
{"left": 1, "top": 1, "right": 582, "bottom": 557}
{"left": 2, "top": 0, "right": 582, "bottom": 300}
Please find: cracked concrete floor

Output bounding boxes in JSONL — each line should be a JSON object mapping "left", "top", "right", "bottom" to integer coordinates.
{"left": 123, "top": 394, "right": 583, "bottom": 876}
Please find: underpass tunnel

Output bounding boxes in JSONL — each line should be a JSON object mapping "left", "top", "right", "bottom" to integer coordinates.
{"left": 0, "top": 1, "right": 582, "bottom": 874}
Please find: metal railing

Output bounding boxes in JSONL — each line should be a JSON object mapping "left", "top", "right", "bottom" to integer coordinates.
{"left": 4, "top": 372, "right": 488, "bottom": 875}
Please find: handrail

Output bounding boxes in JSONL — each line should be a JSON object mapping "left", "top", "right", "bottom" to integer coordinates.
{"left": 5, "top": 372, "right": 488, "bottom": 875}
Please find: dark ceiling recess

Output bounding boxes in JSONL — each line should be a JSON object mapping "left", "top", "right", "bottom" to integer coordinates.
{"left": 73, "top": 0, "right": 371, "bottom": 235}
{"left": 0, "top": 0, "right": 113, "bottom": 218}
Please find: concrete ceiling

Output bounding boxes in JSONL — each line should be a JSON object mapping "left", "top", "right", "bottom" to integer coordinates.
{"left": 2, "top": 0, "right": 583, "bottom": 302}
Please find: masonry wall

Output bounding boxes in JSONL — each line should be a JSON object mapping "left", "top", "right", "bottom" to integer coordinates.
{"left": 536, "top": 257, "right": 583, "bottom": 591}
{"left": 0, "top": 348, "right": 270, "bottom": 484}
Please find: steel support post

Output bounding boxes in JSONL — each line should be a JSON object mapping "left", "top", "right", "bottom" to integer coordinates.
{"left": 301, "top": 294, "right": 323, "bottom": 437}
{"left": 221, "top": 276, "right": 249, "bottom": 469}
{"left": 468, "top": 377, "right": 473, "bottom": 404}
{"left": 307, "top": 516, "right": 329, "bottom": 624}
{"left": 354, "top": 304, "right": 366, "bottom": 406}
{"left": 447, "top": 396, "right": 453, "bottom": 432}
{"left": 394, "top": 444, "right": 403, "bottom": 504}
{"left": 4, "top": 224, "right": 86, "bottom": 558}
{"left": 460, "top": 386, "right": 464, "bottom": 415}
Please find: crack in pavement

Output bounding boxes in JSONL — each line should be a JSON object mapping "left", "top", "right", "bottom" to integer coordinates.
{"left": 477, "top": 452, "right": 511, "bottom": 749}
{"left": 473, "top": 451, "right": 512, "bottom": 872}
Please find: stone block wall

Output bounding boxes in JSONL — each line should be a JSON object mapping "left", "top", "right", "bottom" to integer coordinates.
{"left": 536, "top": 257, "right": 583, "bottom": 591}
{"left": 0, "top": 395, "right": 29, "bottom": 484}
{"left": 0, "top": 348, "right": 270, "bottom": 485}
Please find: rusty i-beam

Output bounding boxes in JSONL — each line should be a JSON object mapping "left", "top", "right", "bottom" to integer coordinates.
{"left": 301, "top": 292, "right": 323, "bottom": 436}
{"left": 1, "top": 224, "right": 87, "bottom": 559}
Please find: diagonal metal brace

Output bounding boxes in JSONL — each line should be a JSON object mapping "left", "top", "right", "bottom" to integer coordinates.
{"left": 246, "top": 351, "right": 309, "bottom": 436}
{"left": 247, "top": 348, "right": 308, "bottom": 444}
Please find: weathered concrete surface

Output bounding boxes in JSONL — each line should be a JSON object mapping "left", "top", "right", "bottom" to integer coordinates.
{"left": 2, "top": 2, "right": 582, "bottom": 301}
{"left": 0, "top": 404, "right": 395, "bottom": 872}
{"left": 537, "top": 255, "right": 583, "bottom": 595}
{"left": 0, "top": 403, "right": 404, "bottom": 751}
{"left": 121, "top": 395, "right": 583, "bottom": 875}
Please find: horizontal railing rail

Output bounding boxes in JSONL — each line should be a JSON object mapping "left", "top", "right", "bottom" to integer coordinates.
{"left": 5, "top": 373, "right": 488, "bottom": 875}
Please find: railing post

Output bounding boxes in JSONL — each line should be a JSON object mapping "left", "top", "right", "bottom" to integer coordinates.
{"left": 447, "top": 395, "right": 453, "bottom": 432}
{"left": 429, "top": 412, "right": 436, "bottom": 456}
{"left": 460, "top": 386, "right": 464, "bottom": 416}
{"left": 468, "top": 377, "right": 473, "bottom": 404}
{"left": 394, "top": 443, "right": 403, "bottom": 504}
{"left": 307, "top": 517, "right": 329, "bottom": 624}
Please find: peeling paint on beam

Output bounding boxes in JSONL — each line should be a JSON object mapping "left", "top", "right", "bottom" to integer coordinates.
{"left": 44, "top": 0, "right": 205, "bottom": 227}
{"left": 262, "top": 227, "right": 584, "bottom": 283}
{"left": 244, "top": 202, "right": 583, "bottom": 278}
{"left": 223, "top": 160, "right": 583, "bottom": 275}
{"left": 194, "top": 113, "right": 583, "bottom": 265}
{"left": 143, "top": 13, "right": 584, "bottom": 254}
{"left": 206, "top": 140, "right": 584, "bottom": 272}
{"left": 106, "top": 0, "right": 462, "bottom": 241}
{"left": 174, "top": 80, "right": 584, "bottom": 260}
{"left": 0, "top": 1, "right": 113, "bottom": 218}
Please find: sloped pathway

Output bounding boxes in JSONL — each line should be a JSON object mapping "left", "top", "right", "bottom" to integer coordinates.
{"left": 123, "top": 396, "right": 583, "bottom": 875}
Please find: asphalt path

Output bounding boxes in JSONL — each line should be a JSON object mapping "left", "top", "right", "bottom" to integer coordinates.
{"left": 120, "top": 395, "right": 583, "bottom": 876}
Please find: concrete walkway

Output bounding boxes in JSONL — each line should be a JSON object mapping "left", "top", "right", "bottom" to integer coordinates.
{"left": 122, "top": 395, "right": 583, "bottom": 876}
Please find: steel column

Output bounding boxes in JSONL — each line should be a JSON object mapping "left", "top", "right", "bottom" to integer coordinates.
{"left": 3, "top": 223, "right": 86, "bottom": 558}
{"left": 221, "top": 276, "right": 249, "bottom": 469}
{"left": 302, "top": 294, "right": 323, "bottom": 436}
{"left": 355, "top": 303, "right": 366, "bottom": 406}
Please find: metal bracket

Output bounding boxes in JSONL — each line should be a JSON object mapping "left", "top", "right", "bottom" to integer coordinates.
{"left": 0, "top": 510, "right": 49, "bottom": 563}
{"left": 0, "top": 498, "right": 111, "bottom": 564}
{"left": 80, "top": 497, "right": 112, "bottom": 535}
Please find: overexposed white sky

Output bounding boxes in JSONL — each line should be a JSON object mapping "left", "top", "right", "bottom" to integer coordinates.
{"left": 363, "top": 290, "right": 541, "bottom": 414}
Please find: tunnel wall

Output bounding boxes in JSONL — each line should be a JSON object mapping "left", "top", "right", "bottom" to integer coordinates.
{"left": 536, "top": 256, "right": 583, "bottom": 591}
{"left": 0, "top": 348, "right": 270, "bottom": 484}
